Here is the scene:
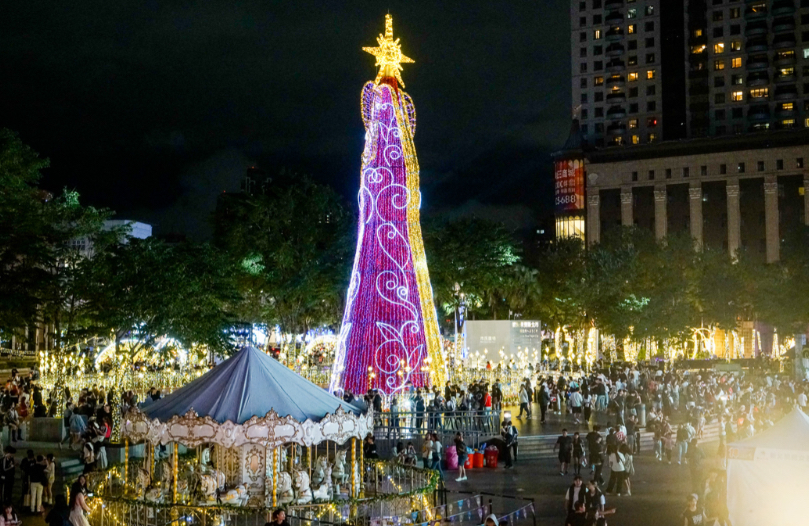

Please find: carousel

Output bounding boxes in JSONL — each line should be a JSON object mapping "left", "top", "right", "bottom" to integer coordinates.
{"left": 90, "top": 346, "right": 437, "bottom": 526}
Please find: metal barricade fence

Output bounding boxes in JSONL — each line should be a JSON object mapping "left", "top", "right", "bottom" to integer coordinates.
{"left": 372, "top": 410, "right": 502, "bottom": 452}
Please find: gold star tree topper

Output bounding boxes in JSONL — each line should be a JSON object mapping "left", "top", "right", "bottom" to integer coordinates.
{"left": 363, "top": 14, "right": 414, "bottom": 88}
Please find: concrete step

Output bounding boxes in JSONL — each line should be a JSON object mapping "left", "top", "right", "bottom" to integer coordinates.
{"left": 513, "top": 424, "right": 720, "bottom": 459}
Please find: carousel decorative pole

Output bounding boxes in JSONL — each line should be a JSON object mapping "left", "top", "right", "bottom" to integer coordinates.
{"left": 172, "top": 443, "right": 179, "bottom": 503}
{"left": 350, "top": 437, "right": 357, "bottom": 497}
{"left": 359, "top": 437, "right": 365, "bottom": 497}
{"left": 272, "top": 447, "right": 279, "bottom": 508}
{"left": 123, "top": 439, "right": 129, "bottom": 484}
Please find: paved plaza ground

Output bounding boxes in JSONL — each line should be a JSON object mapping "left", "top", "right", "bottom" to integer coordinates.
{"left": 439, "top": 404, "right": 722, "bottom": 526}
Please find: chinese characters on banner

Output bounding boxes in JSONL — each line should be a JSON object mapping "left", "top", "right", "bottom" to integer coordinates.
{"left": 554, "top": 159, "right": 585, "bottom": 213}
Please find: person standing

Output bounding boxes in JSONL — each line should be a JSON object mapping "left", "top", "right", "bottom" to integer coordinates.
{"left": 421, "top": 433, "right": 433, "bottom": 469}
{"left": 454, "top": 433, "right": 468, "bottom": 482}
{"left": 582, "top": 480, "right": 605, "bottom": 521}
{"left": 1, "top": 447, "right": 15, "bottom": 504}
{"left": 571, "top": 432, "right": 586, "bottom": 476}
{"left": 554, "top": 429, "right": 573, "bottom": 476}
{"left": 20, "top": 449, "right": 35, "bottom": 507}
{"left": 69, "top": 476, "right": 91, "bottom": 526}
{"left": 430, "top": 433, "right": 443, "bottom": 478}
{"left": 501, "top": 419, "right": 518, "bottom": 469}
{"left": 29, "top": 455, "right": 47, "bottom": 513}
{"left": 44, "top": 453, "right": 55, "bottom": 506}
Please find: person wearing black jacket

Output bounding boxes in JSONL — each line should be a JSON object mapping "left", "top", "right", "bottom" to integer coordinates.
{"left": 539, "top": 382, "right": 551, "bottom": 424}
{"left": 29, "top": 455, "right": 47, "bottom": 513}
{"left": 1, "top": 447, "right": 15, "bottom": 503}
{"left": 20, "top": 450, "right": 35, "bottom": 507}
{"left": 46, "top": 494, "right": 71, "bottom": 526}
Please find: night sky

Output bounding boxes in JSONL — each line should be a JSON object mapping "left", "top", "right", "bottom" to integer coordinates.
{"left": 0, "top": 1, "right": 571, "bottom": 239}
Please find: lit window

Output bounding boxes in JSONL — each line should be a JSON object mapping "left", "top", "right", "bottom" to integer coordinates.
{"left": 732, "top": 91, "right": 743, "bottom": 101}
{"left": 594, "top": 29, "right": 602, "bottom": 40}
{"left": 782, "top": 102, "right": 794, "bottom": 111}
{"left": 749, "top": 88, "right": 768, "bottom": 98}
{"left": 691, "top": 45, "right": 706, "bottom": 54}
{"left": 648, "top": 133, "right": 657, "bottom": 142}
{"left": 646, "top": 6, "right": 654, "bottom": 15}
{"left": 646, "top": 69, "right": 656, "bottom": 79}
{"left": 628, "top": 8, "right": 637, "bottom": 18}
{"left": 628, "top": 24, "right": 636, "bottom": 34}
{"left": 714, "top": 59, "right": 725, "bottom": 70}
{"left": 731, "top": 41, "right": 741, "bottom": 52}
{"left": 732, "top": 74, "right": 743, "bottom": 85}
{"left": 805, "top": 118, "right": 809, "bottom": 127}
{"left": 694, "top": 29, "right": 703, "bottom": 38}
{"left": 714, "top": 43, "right": 725, "bottom": 54}
{"left": 594, "top": 76, "right": 604, "bottom": 85}
{"left": 629, "top": 119, "right": 639, "bottom": 129}
{"left": 780, "top": 67, "right": 795, "bottom": 77}
{"left": 732, "top": 57, "right": 742, "bottom": 68}
{"left": 783, "top": 119, "right": 796, "bottom": 128}
{"left": 631, "top": 135, "right": 640, "bottom": 144}
{"left": 804, "top": 48, "right": 809, "bottom": 59}
{"left": 628, "top": 72, "right": 639, "bottom": 81}
{"left": 730, "top": 8, "right": 740, "bottom": 19}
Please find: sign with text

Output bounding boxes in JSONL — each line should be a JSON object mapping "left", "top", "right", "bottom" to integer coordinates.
{"left": 463, "top": 320, "right": 542, "bottom": 363}
{"left": 554, "top": 159, "right": 585, "bottom": 213}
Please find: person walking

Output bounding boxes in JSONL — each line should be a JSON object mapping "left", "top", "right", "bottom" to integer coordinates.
{"left": 605, "top": 445, "right": 626, "bottom": 496}
{"left": 676, "top": 423, "right": 691, "bottom": 465}
{"left": 569, "top": 388, "right": 583, "bottom": 425}
{"left": 454, "top": 433, "right": 468, "bottom": 482}
{"left": 69, "top": 476, "right": 91, "bottom": 526}
{"left": 518, "top": 384, "right": 530, "bottom": 420}
{"left": 571, "top": 432, "right": 586, "bottom": 476}
{"left": 581, "top": 388, "right": 592, "bottom": 425}
{"left": 539, "top": 381, "right": 551, "bottom": 424}
{"left": 680, "top": 494, "right": 707, "bottom": 526}
{"left": 619, "top": 443, "right": 634, "bottom": 496}
{"left": 564, "top": 475, "right": 585, "bottom": 515}
{"left": 554, "top": 429, "right": 573, "bottom": 476}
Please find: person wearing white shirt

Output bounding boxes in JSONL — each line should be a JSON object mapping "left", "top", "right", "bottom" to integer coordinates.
{"left": 797, "top": 389, "right": 807, "bottom": 411}
{"left": 569, "top": 389, "right": 584, "bottom": 424}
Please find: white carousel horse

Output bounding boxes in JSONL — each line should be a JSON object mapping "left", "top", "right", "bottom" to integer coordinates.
{"left": 276, "top": 471, "right": 295, "bottom": 505}
{"left": 312, "top": 463, "right": 332, "bottom": 501}
{"left": 219, "top": 483, "right": 249, "bottom": 506}
{"left": 293, "top": 470, "right": 313, "bottom": 504}
{"left": 311, "top": 456, "right": 330, "bottom": 487}
{"left": 331, "top": 449, "right": 349, "bottom": 485}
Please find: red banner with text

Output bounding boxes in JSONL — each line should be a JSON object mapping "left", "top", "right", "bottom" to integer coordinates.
{"left": 554, "top": 159, "right": 585, "bottom": 213}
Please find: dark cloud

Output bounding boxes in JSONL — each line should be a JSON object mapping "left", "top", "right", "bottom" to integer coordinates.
{"left": 0, "top": 0, "right": 571, "bottom": 237}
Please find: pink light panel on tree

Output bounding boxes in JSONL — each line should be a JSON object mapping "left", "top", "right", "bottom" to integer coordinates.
{"left": 329, "top": 78, "right": 445, "bottom": 397}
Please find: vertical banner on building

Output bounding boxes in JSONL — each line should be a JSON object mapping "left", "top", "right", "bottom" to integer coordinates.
{"left": 554, "top": 159, "right": 585, "bottom": 213}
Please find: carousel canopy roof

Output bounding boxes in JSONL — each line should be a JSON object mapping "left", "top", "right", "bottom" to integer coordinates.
{"left": 142, "top": 345, "right": 361, "bottom": 424}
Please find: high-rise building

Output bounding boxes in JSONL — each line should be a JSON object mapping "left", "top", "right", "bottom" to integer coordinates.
{"left": 570, "top": 0, "right": 687, "bottom": 148}
{"left": 686, "top": 0, "right": 809, "bottom": 138}
{"left": 556, "top": 0, "right": 809, "bottom": 259}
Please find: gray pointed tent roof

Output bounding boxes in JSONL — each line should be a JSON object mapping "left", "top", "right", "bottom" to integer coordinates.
{"left": 142, "top": 345, "right": 361, "bottom": 425}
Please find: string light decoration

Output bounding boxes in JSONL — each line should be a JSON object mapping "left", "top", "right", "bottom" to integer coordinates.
{"left": 330, "top": 15, "right": 447, "bottom": 397}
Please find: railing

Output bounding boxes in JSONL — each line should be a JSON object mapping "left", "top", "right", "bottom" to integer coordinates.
{"left": 373, "top": 410, "right": 502, "bottom": 449}
{"left": 89, "top": 461, "right": 439, "bottom": 526}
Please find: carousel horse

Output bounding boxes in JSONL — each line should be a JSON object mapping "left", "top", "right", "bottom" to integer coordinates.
{"left": 312, "top": 463, "right": 332, "bottom": 501}
{"left": 135, "top": 467, "right": 151, "bottom": 497}
{"left": 196, "top": 468, "right": 226, "bottom": 503}
{"left": 144, "top": 486, "right": 165, "bottom": 503}
{"left": 331, "top": 449, "right": 349, "bottom": 486}
{"left": 275, "top": 471, "right": 295, "bottom": 505}
{"left": 293, "top": 470, "right": 313, "bottom": 504}
{"left": 311, "top": 456, "right": 330, "bottom": 487}
{"left": 219, "top": 484, "right": 250, "bottom": 506}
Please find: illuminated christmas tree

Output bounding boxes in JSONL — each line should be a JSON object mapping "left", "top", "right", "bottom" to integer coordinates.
{"left": 329, "top": 15, "right": 447, "bottom": 396}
